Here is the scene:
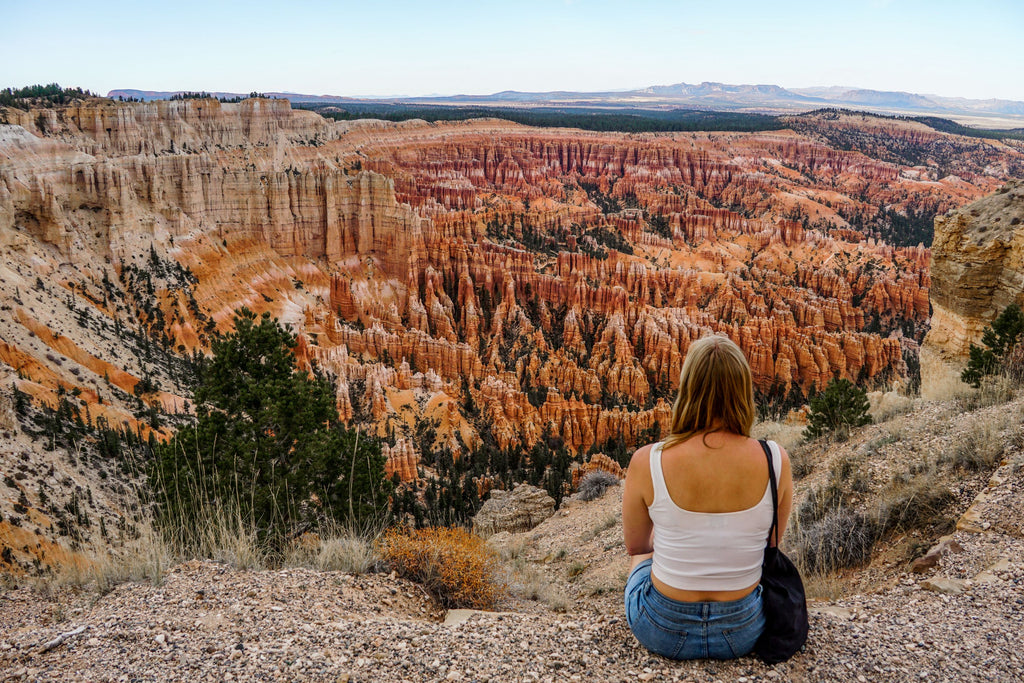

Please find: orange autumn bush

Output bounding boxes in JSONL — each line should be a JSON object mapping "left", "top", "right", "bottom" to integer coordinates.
{"left": 376, "top": 526, "right": 506, "bottom": 609}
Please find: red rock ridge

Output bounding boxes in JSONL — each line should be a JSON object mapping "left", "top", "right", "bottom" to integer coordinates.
{"left": 1, "top": 99, "right": 1020, "bottom": 473}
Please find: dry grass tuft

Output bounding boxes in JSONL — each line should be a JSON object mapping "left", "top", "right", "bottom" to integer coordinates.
{"left": 752, "top": 420, "right": 805, "bottom": 452}
{"left": 376, "top": 527, "right": 506, "bottom": 609}
{"left": 581, "top": 513, "right": 618, "bottom": 542}
{"left": 157, "top": 504, "right": 270, "bottom": 570}
{"left": 869, "top": 391, "right": 918, "bottom": 423}
{"left": 954, "top": 375, "right": 1017, "bottom": 413}
{"left": 567, "top": 561, "right": 588, "bottom": 580}
{"left": 506, "top": 562, "right": 569, "bottom": 611}
{"left": 873, "top": 472, "right": 956, "bottom": 535}
{"left": 52, "top": 531, "right": 169, "bottom": 594}
{"left": 787, "top": 443, "right": 815, "bottom": 480}
{"left": 924, "top": 365, "right": 975, "bottom": 403}
{"left": 939, "top": 414, "right": 1007, "bottom": 472}
{"left": 802, "top": 571, "right": 849, "bottom": 601}
{"left": 284, "top": 525, "right": 380, "bottom": 574}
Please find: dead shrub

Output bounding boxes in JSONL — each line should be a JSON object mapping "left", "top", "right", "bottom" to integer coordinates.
{"left": 376, "top": 527, "right": 506, "bottom": 609}
{"left": 797, "top": 482, "right": 844, "bottom": 526}
{"left": 576, "top": 470, "right": 620, "bottom": 501}
{"left": 791, "top": 507, "right": 875, "bottom": 575}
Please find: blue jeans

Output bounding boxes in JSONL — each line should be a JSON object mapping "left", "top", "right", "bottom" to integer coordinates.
{"left": 624, "top": 559, "right": 765, "bottom": 660}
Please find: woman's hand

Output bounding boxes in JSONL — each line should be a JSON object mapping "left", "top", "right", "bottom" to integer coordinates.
{"left": 623, "top": 444, "right": 655, "bottom": 557}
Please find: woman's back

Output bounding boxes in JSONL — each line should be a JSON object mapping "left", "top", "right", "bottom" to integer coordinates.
{"left": 647, "top": 435, "right": 779, "bottom": 602}
{"left": 658, "top": 432, "right": 769, "bottom": 513}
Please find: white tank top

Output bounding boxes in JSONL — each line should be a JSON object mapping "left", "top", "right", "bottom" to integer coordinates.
{"left": 648, "top": 440, "right": 779, "bottom": 592}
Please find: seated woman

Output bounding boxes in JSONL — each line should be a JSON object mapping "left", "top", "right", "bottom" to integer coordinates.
{"left": 622, "top": 334, "right": 793, "bottom": 660}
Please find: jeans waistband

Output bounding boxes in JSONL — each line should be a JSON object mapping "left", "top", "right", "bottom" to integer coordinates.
{"left": 646, "top": 581, "right": 762, "bottom": 617}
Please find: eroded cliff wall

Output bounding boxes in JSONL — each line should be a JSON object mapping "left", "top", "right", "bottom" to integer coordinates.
{"left": 922, "top": 180, "right": 1024, "bottom": 397}
{"left": 1, "top": 98, "right": 1020, "bottom": 571}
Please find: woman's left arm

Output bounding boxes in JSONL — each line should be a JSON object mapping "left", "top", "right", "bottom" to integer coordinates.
{"left": 622, "top": 445, "right": 655, "bottom": 556}
{"left": 772, "top": 444, "right": 794, "bottom": 547}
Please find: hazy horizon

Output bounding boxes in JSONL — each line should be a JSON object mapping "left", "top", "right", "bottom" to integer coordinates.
{"left": 3, "top": 0, "right": 1023, "bottom": 101}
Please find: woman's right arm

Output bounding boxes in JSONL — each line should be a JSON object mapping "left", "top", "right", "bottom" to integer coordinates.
{"left": 772, "top": 444, "right": 794, "bottom": 547}
{"left": 623, "top": 445, "right": 655, "bottom": 556}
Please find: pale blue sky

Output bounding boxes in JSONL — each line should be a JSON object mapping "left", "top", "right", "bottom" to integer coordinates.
{"left": 3, "top": 0, "right": 1023, "bottom": 100}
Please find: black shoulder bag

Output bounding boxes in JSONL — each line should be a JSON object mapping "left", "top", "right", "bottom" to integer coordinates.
{"left": 753, "top": 439, "right": 808, "bottom": 663}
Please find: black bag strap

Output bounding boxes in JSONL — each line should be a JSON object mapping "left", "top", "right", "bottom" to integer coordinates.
{"left": 759, "top": 439, "right": 779, "bottom": 547}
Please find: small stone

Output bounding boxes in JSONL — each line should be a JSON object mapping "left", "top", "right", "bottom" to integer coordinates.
{"left": 154, "top": 634, "right": 166, "bottom": 646}
{"left": 986, "top": 558, "right": 1012, "bottom": 573}
{"left": 810, "top": 605, "right": 853, "bottom": 620}
{"left": 911, "top": 538, "right": 963, "bottom": 574}
{"left": 921, "top": 578, "right": 964, "bottom": 595}
{"left": 446, "top": 671, "right": 463, "bottom": 681}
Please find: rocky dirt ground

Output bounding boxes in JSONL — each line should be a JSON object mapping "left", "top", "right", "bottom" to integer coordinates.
{"left": 2, "top": 398, "right": 1024, "bottom": 682}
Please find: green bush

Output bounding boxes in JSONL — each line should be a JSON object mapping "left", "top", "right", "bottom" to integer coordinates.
{"left": 803, "top": 378, "right": 872, "bottom": 441}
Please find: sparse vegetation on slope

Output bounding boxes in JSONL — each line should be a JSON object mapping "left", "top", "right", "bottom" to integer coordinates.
{"left": 787, "top": 384, "right": 1023, "bottom": 596}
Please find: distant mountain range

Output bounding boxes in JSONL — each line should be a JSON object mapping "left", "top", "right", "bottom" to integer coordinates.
{"left": 108, "top": 82, "right": 1024, "bottom": 126}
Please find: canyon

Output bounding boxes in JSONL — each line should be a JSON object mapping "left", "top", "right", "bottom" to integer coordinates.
{"left": 1, "top": 96, "right": 1022, "bottom": 570}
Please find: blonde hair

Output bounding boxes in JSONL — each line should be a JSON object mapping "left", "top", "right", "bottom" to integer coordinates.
{"left": 662, "top": 334, "right": 755, "bottom": 449}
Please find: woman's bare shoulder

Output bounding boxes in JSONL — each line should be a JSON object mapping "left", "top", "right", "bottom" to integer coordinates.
{"left": 768, "top": 439, "right": 792, "bottom": 463}
{"left": 627, "top": 442, "right": 656, "bottom": 469}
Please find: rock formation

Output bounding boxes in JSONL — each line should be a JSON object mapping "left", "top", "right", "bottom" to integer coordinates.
{"left": 922, "top": 180, "right": 1024, "bottom": 397}
{"left": 2, "top": 96, "right": 1021, "bottom": 569}
{"left": 472, "top": 483, "right": 556, "bottom": 537}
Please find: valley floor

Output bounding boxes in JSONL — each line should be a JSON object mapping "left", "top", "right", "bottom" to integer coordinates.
{"left": 2, "top": 441, "right": 1022, "bottom": 683}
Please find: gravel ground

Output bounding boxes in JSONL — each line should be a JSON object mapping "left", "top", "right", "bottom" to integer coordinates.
{"left": 2, "top": 429, "right": 1023, "bottom": 682}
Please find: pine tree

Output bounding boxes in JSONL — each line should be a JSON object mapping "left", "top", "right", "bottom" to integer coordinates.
{"left": 961, "top": 303, "right": 1024, "bottom": 388}
{"left": 803, "top": 378, "right": 872, "bottom": 440}
{"left": 150, "top": 308, "right": 391, "bottom": 552}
